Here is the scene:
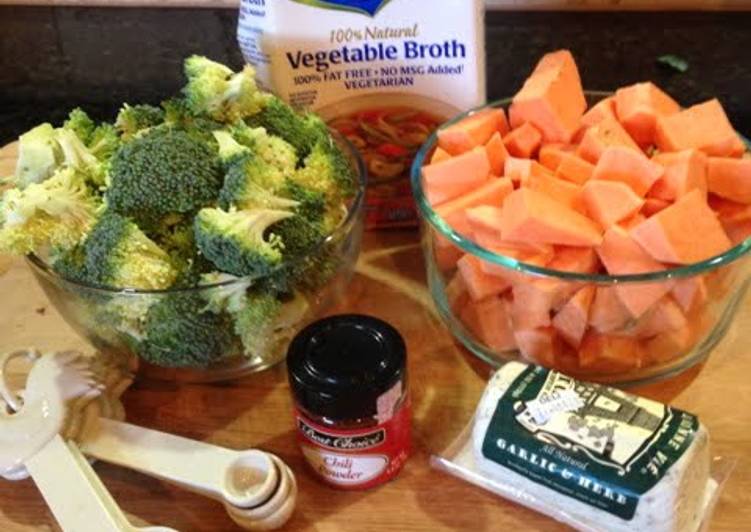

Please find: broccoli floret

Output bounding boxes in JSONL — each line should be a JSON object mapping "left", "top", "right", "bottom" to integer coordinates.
{"left": 290, "top": 139, "right": 355, "bottom": 213}
{"left": 138, "top": 292, "right": 237, "bottom": 368}
{"left": 67, "top": 211, "right": 178, "bottom": 290}
{"left": 231, "top": 122, "right": 298, "bottom": 175}
{"left": 247, "top": 96, "right": 329, "bottom": 158}
{"left": 14, "top": 123, "right": 62, "bottom": 189}
{"left": 106, "top": 128, "right": 222, "bottom": 223}
{"left": 115, "top": 104, "right": 165, "bottom": 140}
{"left": 182, "top": 56, "right": 269, "bottom": 123}
{"left": 219, "top": 153, "right": 299, "bottom": 211}
{"left": 0, "top": 167, "right": 102, "bottom": 255}
{"left": 281, "top": 179, "right": 326, "bottom": 221}
{"left": 232, "top": 290, "right": 309, "bottom": 359}
{"left": 161, "top": 97, "right": 225, "bottom": 145}
{"left": 194, "top": 207, "right": 293, "bottom": 277}
{"left": 213, "top": 130, "right": 251, "bottom": 166}
{"left": 88, "top": 124, "right": 120, "bottom": 162}
{"left": 63, "top": 109, "right": 120, "bottom": 165}
{"left": 199, "top": 272, "right": 252, "bottom": 314}
{"left": 64, "top": 108, "right": 96, "bottom": 145}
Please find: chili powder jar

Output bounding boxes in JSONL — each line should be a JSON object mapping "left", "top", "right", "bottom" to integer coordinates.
{"left": 287, "top": 315, "right": 411, "bottom": 490}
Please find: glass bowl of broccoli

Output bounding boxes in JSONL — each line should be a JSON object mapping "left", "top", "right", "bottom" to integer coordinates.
{"left": 2, "top": 56, "right": 366, "bottom": 382}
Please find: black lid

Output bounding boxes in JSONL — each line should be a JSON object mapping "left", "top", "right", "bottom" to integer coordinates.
{"left": 287, "top": 314, "right": 407, "bottom": 421}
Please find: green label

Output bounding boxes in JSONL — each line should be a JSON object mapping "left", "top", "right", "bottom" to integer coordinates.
{"left": 482, "top": 366, "right": 699, "bottom": 520}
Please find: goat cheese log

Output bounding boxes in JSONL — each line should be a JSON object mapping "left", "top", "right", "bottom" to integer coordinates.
{"left": 472, "top": 362, "right": 709, "bottom": 532}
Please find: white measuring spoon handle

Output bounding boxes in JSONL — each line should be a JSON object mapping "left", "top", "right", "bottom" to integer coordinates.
{"left": 80, "top": 418, "right": 273, "bottom": 506}
{"left": 24, "top": 435, "right": 131, "bottom": 532}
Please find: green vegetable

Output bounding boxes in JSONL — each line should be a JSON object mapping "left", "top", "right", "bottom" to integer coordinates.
{"left": 248, "top": 96, "right": 328, "bottom": 157}
{"left": 3, "top": 54, "right": 358, "bottom": 370}
{"left": 56, "top": 211, "right": 178, "bottom": 290}
{"left": 657, "top": 55, "right": 689, "bottom": 73}
{"left": 138, "top": 292, "right": 237, "bottom": 368}
{"left": 194, "top": 207, "right": 293, "bottom": 277}
{"left": 14, "top": 123, "right": 62, "bottom": 189}
{"left": 182, "top": 56, "right": 269, "bottom": 123}
{"left": 106, "top": 127, "right": 222, "bottom": 223}
{"left": 115, "top": 103, "right": 165, "bottom": 140}
{"left": 0, "top": 167, "right": 102, "bottom": 255}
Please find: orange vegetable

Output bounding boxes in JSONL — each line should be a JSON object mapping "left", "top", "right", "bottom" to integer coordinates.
{"left": 553, "top": 285, "right": 595, "bottom": 348}
{"left": 650, "top": 149, "right": 708, "bottom": 201}
{"left": 435, "top": 177, "right": 514, "bottom": 234}
{"left": 500, "top": 188, "right": 603, "bottom": 246}
{"left": 539, "top": 143, "right": 575, "bottom": 171}
{"left": 445, "top": 273, "right": 470, "bottom": 312}
{"left": 461, "top": 296, "right": 517, "bottom": 352}
{"left": 596, "top": 226, "right": 674, "bottom": 317}
{"left": 547, "top": 246, "right": 600, "bottom": 273}
{"left": 504, "top": 157, "right": 553, "bottom": 184}
{"left": 583, "top": 180, "right": 645, "bottom": 229}
{"left": 706, "top": 157, "right": 751, "bottom": 203}
{"left": 555, "top": 153, "right": 595, "bottom": 185}
{"left": 580, "top": 96, "right": 617, "bottom": 128}
{"left": 523, "top": 170, "right": 586, "bottom": 213}
{"left": 457, "top": 254, "right": 510, "bottom": 301}
{"left": 509, "top": 49, "right": 587, "bottom": 143}
{"left": 655, "top": 99, "right": 745, "bottom": 157}
{"left": 592, "top": 146, "right": 664, "bottom": 197}
{"left": 504, "top": 122, "right": 543, "bottom": 158}
{"left": 485, "top": 132, "right": 510, "bottom": 176}
{"left": 671, "top": 276, "right": 708, "bottom": 313}
{"left": 423, "top": 146, "right": 490, "bottom": 206}
{"left": 642, "top": 197, "right": 671, "bottom": 217}
{"left": 514, "top": 327, "right": 557, "bottom": 367}
{"left": 630, "top": 189, "right": 732, "bottom": 264}
{"left": 614, "top": 82, "right": 681, "bottom": 147}
{"left": 589, "top": 286, "right": 631, "bottom": 333}
{"left": 579, "top": 332, "right": 643, "bottom": 372}
{"left": 430, "top": 147, "right": 452, "bottom": 164}
{"left": 577, "top": 117, "right": 641, "bottom": 164}
{"left": 466, "top": 206, "right": 504, "bottom": 235}
{"left": 438, "top": 108, "right": 508, "bottom": 155}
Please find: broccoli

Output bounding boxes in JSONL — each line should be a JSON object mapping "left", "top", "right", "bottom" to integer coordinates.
{"left": 290, "top": 139, "right": 355, "bottom": 221}
{"left": 213, "top": 130, "right": 252, "bottom": 166}
{"left": 138, "top": 292, "right": 237, "bottom": 368}
{"left": 247, "top": 96, "right": 328, "bottom": 157}
{"left": 200, "top": 272, "right": 253, "bottom": 314}
{"left": 219, "top": 153, "right": 299, "bottom": 211}
{"left": 64, "top": 108, "right": 120, "bottom": 165}
{"left": 232, "top": 290, "right": 309, "bottom": 359}
{"left": 0, "top": 167, "right": 102, "bottom": 255}
{"left": 106, "top": 127, "right": 222, "bottom": 223}
{"left": 182, "top": 56, "right": 269, "bottom": 123}
{"left": 230, "top": 122, "right": 298, "bottom": 176}
{"left": 194, "top": 207, "right": 293, "bottom": 277}
{"left": 64, "top": 108, "right": 96, "bottom": 145}
{"left": 14, "top": 123, "right": 62, "bottom": 189}
{"left": 61, "top": 211, "right": 178, "bottom": 290}
{"left": 161, "top": 97, "right": 225, "bottom": 145}
{"left": 115, "top": 104, "right": 165, "bottom": 140}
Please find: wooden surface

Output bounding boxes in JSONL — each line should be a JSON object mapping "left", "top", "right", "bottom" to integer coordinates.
{"left": 1, "top": 0, "right": 750, "bottom": 10}
{"left": 0, "top": 140, "right": 750, "bottom": 532}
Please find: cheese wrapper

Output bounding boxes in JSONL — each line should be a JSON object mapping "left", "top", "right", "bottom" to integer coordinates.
{"left": 432, "top": 362, "right": 733, "bottom": 532}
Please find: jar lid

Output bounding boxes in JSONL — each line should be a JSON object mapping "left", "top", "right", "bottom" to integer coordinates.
{"left": 287, "top": 314, "right": 406, "bottom": 421}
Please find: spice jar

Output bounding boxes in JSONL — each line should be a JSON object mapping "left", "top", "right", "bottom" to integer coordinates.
{"left": 287, "top": 315, "right": 411, "bottom": 490}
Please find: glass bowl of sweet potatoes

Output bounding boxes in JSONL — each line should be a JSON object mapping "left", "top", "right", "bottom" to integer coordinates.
{"left": 411, "top": 51, "right": 751, "bottom": 384}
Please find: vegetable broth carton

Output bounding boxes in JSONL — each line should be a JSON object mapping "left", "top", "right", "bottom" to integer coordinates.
{"left": 238, "top": 0, "right": 486, "bottom": 229}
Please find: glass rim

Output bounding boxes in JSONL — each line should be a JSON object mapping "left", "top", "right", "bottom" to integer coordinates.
{"left": 410, "top": 91, "right": 751, "bottom": 284}
{"left": 27, "top": 131, "right": 368, "bottom": 296}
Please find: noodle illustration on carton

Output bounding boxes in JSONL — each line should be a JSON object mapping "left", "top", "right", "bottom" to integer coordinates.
{"left": 238, "top": 0, "right": 486, "bottom": 228}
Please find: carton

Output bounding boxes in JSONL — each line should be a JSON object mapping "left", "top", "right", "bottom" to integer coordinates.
{"left": 238, "top": 0, "right": 486, "bottom": 228}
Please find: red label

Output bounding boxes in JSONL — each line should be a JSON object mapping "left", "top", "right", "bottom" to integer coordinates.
{"left": 294, "top": 400, "right": 411, "bottom": 490}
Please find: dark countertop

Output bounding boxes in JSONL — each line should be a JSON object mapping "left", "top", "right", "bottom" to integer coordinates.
{"left": 0, "top": 7, "right": 749, "bottom": 144}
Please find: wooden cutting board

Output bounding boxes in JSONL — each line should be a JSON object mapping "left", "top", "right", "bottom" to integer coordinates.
{"left": 0, "top": 141, "right": 749, "bottom": 531}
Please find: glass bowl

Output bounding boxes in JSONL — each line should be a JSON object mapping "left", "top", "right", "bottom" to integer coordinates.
{"left": 26, "top": 134, "right": 367, "bottom": 383}
{"left": 411, "top": 92, "right": 751, "bottom": 385}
